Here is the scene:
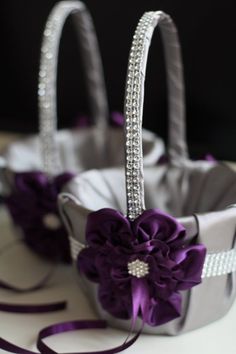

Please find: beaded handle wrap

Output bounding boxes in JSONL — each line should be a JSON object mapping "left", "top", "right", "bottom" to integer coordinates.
{"left": 125, "top": 11, "right": 188, "bottom": 220}
{"left": 39, "top": 1, "right": 108, "bottom": 175}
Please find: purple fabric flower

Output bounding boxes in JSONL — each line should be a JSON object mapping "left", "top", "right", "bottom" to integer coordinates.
{"left": 78, "top": 208, "right": 206, "bottom": 326}
{"left": 5, "top": 171, "right": 74, "bottom": 263}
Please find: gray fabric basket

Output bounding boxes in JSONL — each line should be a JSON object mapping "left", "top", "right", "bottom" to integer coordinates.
{"left": 59, "top": 11, "right": 236, "bottom": 335}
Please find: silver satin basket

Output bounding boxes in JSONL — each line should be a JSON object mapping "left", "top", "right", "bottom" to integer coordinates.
{"left": 59, "top": 11, "right": 236, "bottom": 335}
{"left": 0, "top": 2, "right": 164, "bottom": 252}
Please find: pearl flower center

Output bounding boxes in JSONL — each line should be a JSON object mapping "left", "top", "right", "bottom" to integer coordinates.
{"left": 128, "top": 259, "right": 149, "bottom": 278}
{"left": 42, "top": 213, "right": 61, "bottom": 230}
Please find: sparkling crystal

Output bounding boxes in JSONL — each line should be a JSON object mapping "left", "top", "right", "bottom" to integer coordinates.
{"left": 133, "top": 139, "right": 140, "bottom": 146}
{"left": 128, "top": 63, "right": 134, "bottom": 70}
{"left": 127, "top": 155, "right": 133, "bottom": 161}
{"left": 127, "top": 163, "right": 133, "bottom": 170}
{"left": 39, "top": 70, "right": 46, "bottom": 78}
{"left": 128, "top": 259, "right": 149, "bottom": 278}
{"left": 38, "top": 89, "right": 45, "bottom": 96}
{"left": 44, "top": 29, "right": 52, "bottom": 37}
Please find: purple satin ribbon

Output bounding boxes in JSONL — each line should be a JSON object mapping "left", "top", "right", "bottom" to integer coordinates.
{"left": 0, "top": 338, "right": 36, "bottom": 354}
{"left": 0, "top": 279, "right": 144, "bottom": 353}
{"left": 0, "top": 319, "right": 141, "bottom": 354}
{"left": 131, "top": 278, "right": 149, "bottom": 327}
{"left": 0, "top": 300, "right": 67, "bottom": 314}
{"left": 0, "top": 271, "right": 67, "bottom": 314}
{"left": 0, "top": 246, "right": 143, "bottom": 353}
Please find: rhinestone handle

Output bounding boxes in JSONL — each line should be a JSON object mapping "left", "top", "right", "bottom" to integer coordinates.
{"left": 125, "top": 11, "right": 188, "bottom": 220}
{"left": 39, "top": 1, "right": 108, "bottom": 175}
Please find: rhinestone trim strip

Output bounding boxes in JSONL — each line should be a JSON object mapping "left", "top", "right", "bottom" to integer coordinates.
{"left": 39, "top": 1, "right": 108, "bottom": 175}
{"left": 202, "top": 249, "right": 236, "bottom": 278}
{"left": 124, "top": 11, "right": 187, "bottom": 220}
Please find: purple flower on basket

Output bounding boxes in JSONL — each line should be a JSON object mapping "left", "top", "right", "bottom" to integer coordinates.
{"left": 5, "top": 171, "right": 74, "bottom": 263}
{"left": 78, "top": 208, "right": 206, "bottom": 326}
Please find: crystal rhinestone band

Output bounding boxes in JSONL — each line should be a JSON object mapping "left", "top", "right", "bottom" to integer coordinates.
{"left": 124, "top": 11, "right": 187, "bottom": 220}
{"left": 70, "top": 236, "right": 236, "bottom": 278}
{"left": 39, "top": 1, "right": 108, "bottom": 175}
{"left": 201, "top": 249, "right": 236, "bottom": 278}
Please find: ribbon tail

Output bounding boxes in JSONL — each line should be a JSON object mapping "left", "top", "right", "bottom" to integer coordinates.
{"left": 0, "top": 300, "right": 67, "bottom": 313}
{"left": 37, "top": 319, "right": 141, "bottom": 354}
{"left": 0, "top": 337, "right": 37, "bottom": 354}
{"left": 131, "top": 277, "right": 150, "bottom": 327}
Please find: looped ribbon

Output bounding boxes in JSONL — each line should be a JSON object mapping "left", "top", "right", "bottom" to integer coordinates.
{"left": 0, "top": 320, "right": 141, "bottom": 354}
{"left": 0, "top": 278, "right": 147, "bottom": 353}
{"left": 0, "top": 236, "right": 148, "bottom": 353}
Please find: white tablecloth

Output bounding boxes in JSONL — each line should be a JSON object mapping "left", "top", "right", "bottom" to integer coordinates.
{"left": 0, "top": 206, "right": 235, "bottom": 354}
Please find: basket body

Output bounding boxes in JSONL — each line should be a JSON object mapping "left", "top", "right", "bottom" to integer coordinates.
{"left": 60, "top": 161, "right": 236, "bottom": 334}
{"left": 59, "top": 11, "right": 236, "bottom": 334}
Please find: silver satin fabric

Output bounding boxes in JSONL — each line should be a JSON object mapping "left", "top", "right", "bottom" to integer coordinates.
{"left": 59, "top": 160, "right": 236, "bottom": 335}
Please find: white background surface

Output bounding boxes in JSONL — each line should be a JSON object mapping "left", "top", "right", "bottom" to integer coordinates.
{"left": 0, "top": 207, "right": 235, "bottom": 354}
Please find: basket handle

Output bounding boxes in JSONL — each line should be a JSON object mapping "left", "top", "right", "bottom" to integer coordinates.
{"left": 38, "top": 1, "right": 109, "bottom": 175}
{"left": 124, "top": 11, "right": 188, "bottom": 220}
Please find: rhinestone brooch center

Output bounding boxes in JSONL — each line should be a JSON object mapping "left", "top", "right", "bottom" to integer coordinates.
{"left": 128, "top": 259, "right": 149, "bottom": 278}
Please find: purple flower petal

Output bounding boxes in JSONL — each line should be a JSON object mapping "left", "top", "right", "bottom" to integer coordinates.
{"left": 77, "top": 247, "right": 100, "bottom": 282}
{"left": 172, "top": 245, "right": 207, "bottom": 290}
{"left": 132, "top": 209, "right": 186, "bottom": 244}
{"left": 86, "top": 208, "right": 133, "bottom": 248}
{"left": 5, "top": 171, "right": 74, "bottom": 263}
{"left": 146, "top": 292, "right": 182, "bottom": 326}
{"left": 98, "top": 282, "right": 132, "bottom": 320}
